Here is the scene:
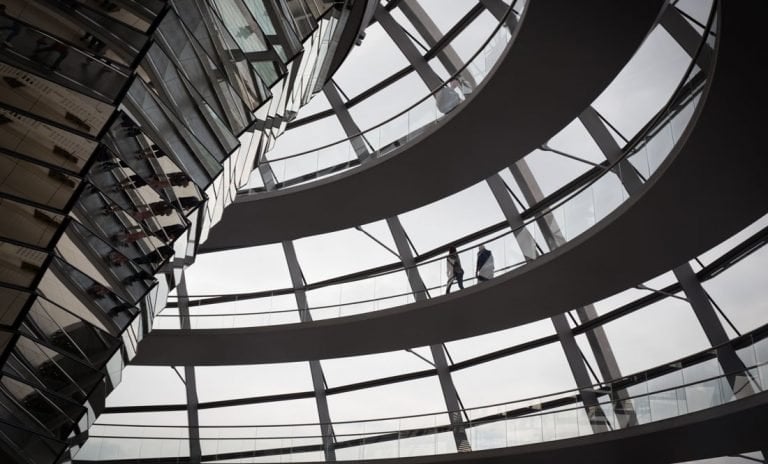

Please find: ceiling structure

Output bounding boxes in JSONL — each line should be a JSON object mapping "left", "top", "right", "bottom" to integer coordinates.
{"left": 1, "top": 1, "right": 767, "bottom": 464}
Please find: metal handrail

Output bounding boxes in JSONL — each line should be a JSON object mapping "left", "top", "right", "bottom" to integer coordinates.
{"left": 91, "top": 325, "right": 765, "bottom": 431}
{"left": 165, "top": 73, "right": 707, "bottom": 313}
{"left": 242, "top": 0, "right": 523, "bottom": 169}
{"left": 167, "top": 0, "right": 717, "bottom": 312}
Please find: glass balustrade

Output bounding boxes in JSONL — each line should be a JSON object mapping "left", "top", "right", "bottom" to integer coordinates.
{"left": 244, "top": 0, "right": 526, "bottom": 191}
{"left": 78, "top": 331, "right": 768, "bottom": 461}
{"left": 156, "top": 74, "right": 705, "bottom": 330}
{"left": 154, "top": 0, "right": 716, "bottom": 330}
{"left": 0, "top": 13, "right": 131, "bottom": 103}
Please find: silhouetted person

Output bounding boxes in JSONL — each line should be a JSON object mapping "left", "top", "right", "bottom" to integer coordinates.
{"left": 152, "top": 224, "right": 185, "bottom": 241}
{"left": 446, "top": 246, "right": 464, "bottom": 294}
{"left": 436, "top": 81, "right": 461, "bottom": 114}
{"left": 124, "top": 269, "right": 153, "bottom": 285}
{"left": 120, "top": 173, "right": 190, "bottom": 190}
{"left": 133, "top": 245, "right": 173, "bottom": 265}
{"left": 107, "top": 250, "right": 129, "bottom": 266}
{"left": 131, "top": 201, "right": 174, "bottom": 221}
{"left": 99, "top": 158, "right": 130, "bottom": 171}
{"left": 86, "top": 283, "right": 110, "bottom": 299}
{"left": 108, "top": 303, "right": 133, "bottom": 316}
{"left": 166, "top": 172, "right": 191, "bottom": 187}
{"left": 476, "top": 245, "right": 494, "bottom": 283}
{"left": 177, "top": 196, "right": 200, "bottom": 210}
{"left": 113, "top": 229, "right": 147, "bottom": 246}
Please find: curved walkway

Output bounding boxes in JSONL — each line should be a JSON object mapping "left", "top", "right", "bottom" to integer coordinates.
{"left": 156, "top": 74, "right": 707, "bottom": 329}
{"left": 340, "top": 393, "right": 768, "bottom": 464}
{"left": 132, "top": 0, "right": 768, "bottom": 366}
{"left": 199, "top": 0, "right": 664, "bottom": 251}
{"left": 86, "top": 343, "right": 768, "bottom": 462}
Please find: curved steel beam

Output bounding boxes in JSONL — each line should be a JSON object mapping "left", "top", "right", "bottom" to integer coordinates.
{"left": 200, "top": 0, "right": 664, "bottom": 251}
{"left": 133, "top": 0, "right": 768, "bottom": 366}
{"left": 81, "top": 390, "right": 768, "bottom": 464}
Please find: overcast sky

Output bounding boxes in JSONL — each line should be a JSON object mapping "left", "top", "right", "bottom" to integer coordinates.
{"left": 77, "top": 1, "right": 768, "bottom": 461}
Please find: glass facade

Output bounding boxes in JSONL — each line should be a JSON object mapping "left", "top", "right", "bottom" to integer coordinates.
{"left": 1, "top": 1, "right": 766, "bottom": 464}
{"left": 0, "top": 0, "right": 354, "bottom": 462}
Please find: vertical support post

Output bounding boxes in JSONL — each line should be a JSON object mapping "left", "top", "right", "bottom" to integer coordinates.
{"left": 660, "top": 5, "right": 714, "bottom": 70}
{"left": 386, "top": 216, "right": 471, "bottom": 452}
{"left": 328, "top": 45, "right": 469, "bottom": 452}
{"left": 487, "top": 173, "right": 611, "bottom": 432}
{"left": 578, "top": 108, "right": 644, "bottom": 194}
{"left": 485, "top": 175, "right": 537, "bottom": 260}
{"left": 176, "top": 272, "right": 201, "bottom": 463}
{"left": 257, "top": 139, "right": 280, "bottom": 191}
{"left": 398, "top": 0, "right": 478, "bottom": 88}
{"left": 323, "top": 82, "right": 371, "bottom": 160}
{"left": 508, "top": 162, "right": 637, "bottom": 426}
{"left": 579, "top": 105, "right": 752, "bottom": 396}
{"left": 182, "top": 366, "right": 202, "bottom": 463}
{"left": 282, "top": 241, "right": 337, "bottom": 461}
{"left": 386, "top": 217, "right": 429, "bottom": 299}
{"left": 255, "top": 154, "right": 337, "bottom": 460}
{"left": 673, "top": 265, "right": 753, "bottom": 397}
{"left": 374, "top": 5, "right": 444, "bottom": 90}
{"left": 479, "top": 0, "right": 520, "bottom": 28}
